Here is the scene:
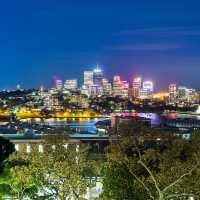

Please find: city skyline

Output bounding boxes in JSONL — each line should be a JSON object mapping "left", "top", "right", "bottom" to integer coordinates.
{"left": 0, "top": 2, "right": 200, "bottom": 200}
{"left": 8, "top": 66, "right": 198, "bottom": 92}
{"left": 0, "top": 1, "right": 200, "bottom": 89}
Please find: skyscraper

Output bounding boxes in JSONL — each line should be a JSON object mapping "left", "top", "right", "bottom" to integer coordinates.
{"left": 143, "top": 81, "right": 154, "bottom": 93}
{"left": 140, "top": 81, "right": 154, "bottom": 99}
{"left": 84, "top": 71, "right": 93, "bottom": 86}
{"left": 132, "top": 77, "right": 142, "bottom": 98}
{"left": 102, "top": 78, "right": 112, "bottom": 96}
{"left": 93, "top": 65, "right": 103, "bottom": 86}
{"left": 112, "top": 75, "right": 129, "bottom": 98}
{"left": 169, "top": 84, "right": 177, "bottom": 103}
{"left": 177, "top": 86, "right": 197, "bottom": 104}
{"left": 121, "top": 80, "right": 129, "bottom": 98}
{"left": 113, "top": 75, "right": 122, "bottom": 97}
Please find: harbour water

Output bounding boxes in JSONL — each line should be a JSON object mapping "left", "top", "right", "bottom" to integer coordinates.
{"left": 23, "top": 118, "right": 109, "bottom": 134}
{"left": 6, "top": 112, "right": 200, "bottom": 137}
{"left": 22, "top": 113, "right": 162, "bottom": 134}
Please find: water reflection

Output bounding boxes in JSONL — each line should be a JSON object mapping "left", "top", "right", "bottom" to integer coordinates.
{"left": 25, "top": 113, "right": 162, "bottom": 134}
{"left": 29, "top": 118, "right": 108, "bottom": 134}
{"left": 138, "top": 113, "right": 161, "bottom": 127}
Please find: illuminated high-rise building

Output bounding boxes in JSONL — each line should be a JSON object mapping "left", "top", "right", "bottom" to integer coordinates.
{"left": 113, "top": 75, "right": 122, "bottom": 96}
{"left": 169, "top": 84, "right": 177, "bottom": 103}
{"left": 55, "top": 79, "right": 63, "bottom": 90}
{"left": 121, "top": 81, "right": 129, "bottom": 98}
{"left": 132, "top": 77, "right": 142, "bottom": 98}
{"left": 102, "top": 78, "right": 112, "bottom": 96}
{"left": 177, "top": 86, "right": 197, "bottom": 104}
{"left": 113, "top": 75, "right": 121, "bottom": 83}
{"left": 112, "top": 75, "right": 129, "bottom": 98}
{"left": 143, "top": 81, "right": 154, "bottom": 93}
{"left": 139, "top": 81, "right": 154, "bottom": 99}
{"left": 64, "top": 79, "right": 78, "bottom": 91}
{"left": 93, "top": 65, "right": 103, "bottom": 86}
{"left": 84, "top": 71, "right": 93, "bottom": 86}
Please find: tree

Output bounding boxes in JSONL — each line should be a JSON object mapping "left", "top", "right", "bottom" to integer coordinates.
{"left": 0, "top": 136, "right": 15, "bottom": 172}
{"left": 4, "top": 131, "right": 96, "bottom": 200}
{"left": 0, "top": 161, "right": 38, "bottom": 200}
{"left": 101, "top": 121, "right": 200, "bottom": 200}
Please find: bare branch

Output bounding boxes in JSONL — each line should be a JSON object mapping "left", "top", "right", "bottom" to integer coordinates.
{"left": 166, "top": 193, "right": 195, "bottom": 199}
{"left": 124, "top": 159, "right": 154, "bottom": 200}
{"left": 163, "top": 163, "right": 199, "bottom": 193}
{"left": 138, "top": 159, "right": 162, "bottom": 198}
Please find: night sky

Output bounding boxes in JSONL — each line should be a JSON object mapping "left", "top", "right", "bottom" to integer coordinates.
{"left": 0, "top": 0, "right": 200, "bottom": 90}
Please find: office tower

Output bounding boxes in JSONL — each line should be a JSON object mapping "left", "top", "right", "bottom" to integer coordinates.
{"left": 132, "top": 77, "right": 142, "bottom": 98}
{"left": 64, "top": 79, "right": 78, "bottom": 91}
{"left": 113, "top": 75, "right": 122, "bottom": 96}
{"left": 169, "top": 84, "right": 177, "bottom": 103}
{"left": 93, "top": 65, "right": 103, "bottom": 86}
{"left": 143, "top": 81, "right": 154, "bottom": 93}
{"left": 140, "top": 81, "right": 154, "bottom": 99}
{"left": 102, "top": 78, "right": 112, "bottom": 96}
{"left": 177, "top": 86, "right": 197, "bottom": 104}
{"left": 113, "top": 75, "right": 129, "bottom": 98}
{"left": 121, "top": 81, "right": 129, "bottom": 98}
{"left": 55, "top": 79, "right": 63, "bottom": 90}
{"left": 84, "top": 71, "right": 93, "bottom": 86}
{"left": 177, "top": 86, "right": 188, "bottom": 103}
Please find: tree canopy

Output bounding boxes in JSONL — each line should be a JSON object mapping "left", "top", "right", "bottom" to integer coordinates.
{"left": 0, "top": 132, "right": 97, "bottom": 200}
{"left": 101, "top": 121, "right": 200, "bottom": 200}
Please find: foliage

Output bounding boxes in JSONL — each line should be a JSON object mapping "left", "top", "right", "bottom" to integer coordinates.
{"left": 0, "top": 136, "right": 15, "bottom": 172}
{"left": 101, "top": 121, "right": 200, "bottom": 200}
{"left": 0, "top": 132, "right": 97, "bottom": 200}
{"left": 0, "top": 160, "right": 38, "bottom": 200}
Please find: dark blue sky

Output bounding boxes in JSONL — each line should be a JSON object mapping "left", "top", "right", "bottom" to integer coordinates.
{"left": 0, "top": 0, "right": 200, "bottom": 90}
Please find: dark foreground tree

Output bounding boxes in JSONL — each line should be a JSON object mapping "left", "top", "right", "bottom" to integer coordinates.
{"left": 100, "top": 121, "right": 200, "bottom": 200}
{"left": 0, "top": 136, "right": 15, "bottom": 172}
